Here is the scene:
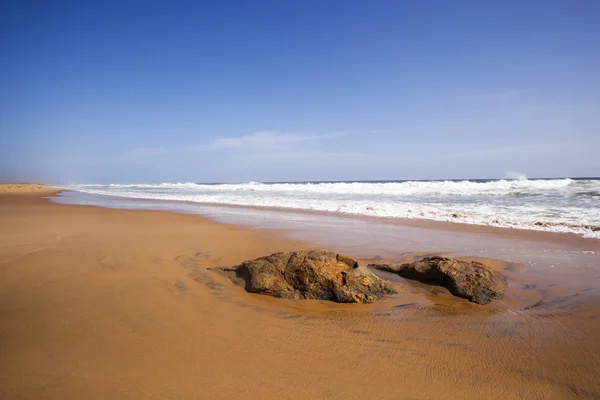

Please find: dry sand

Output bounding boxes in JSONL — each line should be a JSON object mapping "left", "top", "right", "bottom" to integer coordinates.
{"left": 0, "top": 183, "right": 58, "bottom": 194}
{"left": 1, "top": 185, "right": 599, "bottom": 399}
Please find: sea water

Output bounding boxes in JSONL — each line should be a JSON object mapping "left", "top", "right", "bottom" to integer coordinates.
{"left": 65, "top": 178, "right": 600, "bottom": 239}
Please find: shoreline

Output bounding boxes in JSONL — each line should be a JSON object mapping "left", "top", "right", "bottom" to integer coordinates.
{"left": 51, "top": 190, "right": 600, "bottom": 278}
{"left": 2, "top": 186, "right": 600, "bottom": 399}
{"left": 60, "top": 178, "right": 600, "bottom": 241}
{"left": 9, "top": 185, "right": 600, "bottom": 272}
{"left": 53, "top": 189, "right": 600, "bottom": 246}
{"left": 7, "top": 186, "right": 600, "bottom": 309}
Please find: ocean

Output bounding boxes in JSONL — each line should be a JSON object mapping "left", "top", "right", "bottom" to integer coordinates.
{"left": 65, "top": 178, "right": 600, "bottom": 239}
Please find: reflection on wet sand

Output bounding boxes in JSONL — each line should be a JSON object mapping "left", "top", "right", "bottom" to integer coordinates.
{"left": 199, "top": 250, "right": 600, "bottom": 399}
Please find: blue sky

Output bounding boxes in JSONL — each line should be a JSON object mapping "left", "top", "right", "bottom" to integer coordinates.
{"left": 1, "top": 0, "right": 599, "bottom": 183}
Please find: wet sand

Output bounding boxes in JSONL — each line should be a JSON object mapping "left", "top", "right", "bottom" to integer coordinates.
{"left": 1, "top": 186, "right": 599, "bottom": 399}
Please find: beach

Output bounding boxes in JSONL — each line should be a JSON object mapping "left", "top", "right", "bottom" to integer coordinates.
{"left": 1, "top": 185, "right": 600, "bottom": 399}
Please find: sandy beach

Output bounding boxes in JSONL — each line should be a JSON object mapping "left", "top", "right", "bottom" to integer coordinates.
{"left": 1, "top": 185, "right": 599, "bottom": 399}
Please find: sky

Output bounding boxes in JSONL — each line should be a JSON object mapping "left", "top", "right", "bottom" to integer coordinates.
{"left": 1, "top": 0, "right": 599, "bottom": 183}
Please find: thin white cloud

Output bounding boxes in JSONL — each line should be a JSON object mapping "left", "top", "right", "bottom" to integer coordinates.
{"left": 238, "top": 149, "right": 372, "bottom": 164}
{"left": 206, "top": 131, "right": 345, "bottom": 150}
{"left": 112, "top": 131, "right": 346, "bottom": 164}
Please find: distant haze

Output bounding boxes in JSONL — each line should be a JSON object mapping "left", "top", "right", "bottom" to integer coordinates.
{"left": 1, "top": 1, "right": 599, "bottom": 184}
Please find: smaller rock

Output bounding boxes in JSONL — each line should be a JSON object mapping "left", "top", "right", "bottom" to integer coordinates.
{"left": 371, "top": 256, "right": 507, "bottom": 304}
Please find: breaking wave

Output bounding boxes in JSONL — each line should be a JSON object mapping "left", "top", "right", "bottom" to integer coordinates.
{"left": 66, "top": 178, "right": 600, "bottom": 239}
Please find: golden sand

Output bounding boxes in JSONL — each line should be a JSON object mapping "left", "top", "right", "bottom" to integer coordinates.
{"left": 1, "top": 187, "right": 599, "bottom": 399}
{"left": 0, "top": 183, "right": 58, "bottom": 194}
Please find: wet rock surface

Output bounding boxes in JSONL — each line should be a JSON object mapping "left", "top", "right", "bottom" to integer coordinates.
{"left": 212, "top": 249, "right": 396, "bottom": 303}
{"left": 371, "top": 256, "right": 507, "bottom": 305}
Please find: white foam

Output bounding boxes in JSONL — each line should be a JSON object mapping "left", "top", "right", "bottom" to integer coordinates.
{"left": 66, "top": 179, "right": 600, "bottom": 239}
{"left": 80, "top": 178, "right": 579, "bottom": 196}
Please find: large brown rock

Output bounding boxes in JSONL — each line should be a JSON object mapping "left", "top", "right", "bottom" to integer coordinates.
{"left": 372, "top": 256, "right": 507, "bottom": 305}
{"left": 214, "top": 250, "right": 396, "bottom": 303}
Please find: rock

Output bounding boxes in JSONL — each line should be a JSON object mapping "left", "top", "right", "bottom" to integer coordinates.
{"left": 214, "top": 250, "right": 396, "bottom": 303}
{"left": 371, "top": 256, "right": 507, "bottom": 304}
